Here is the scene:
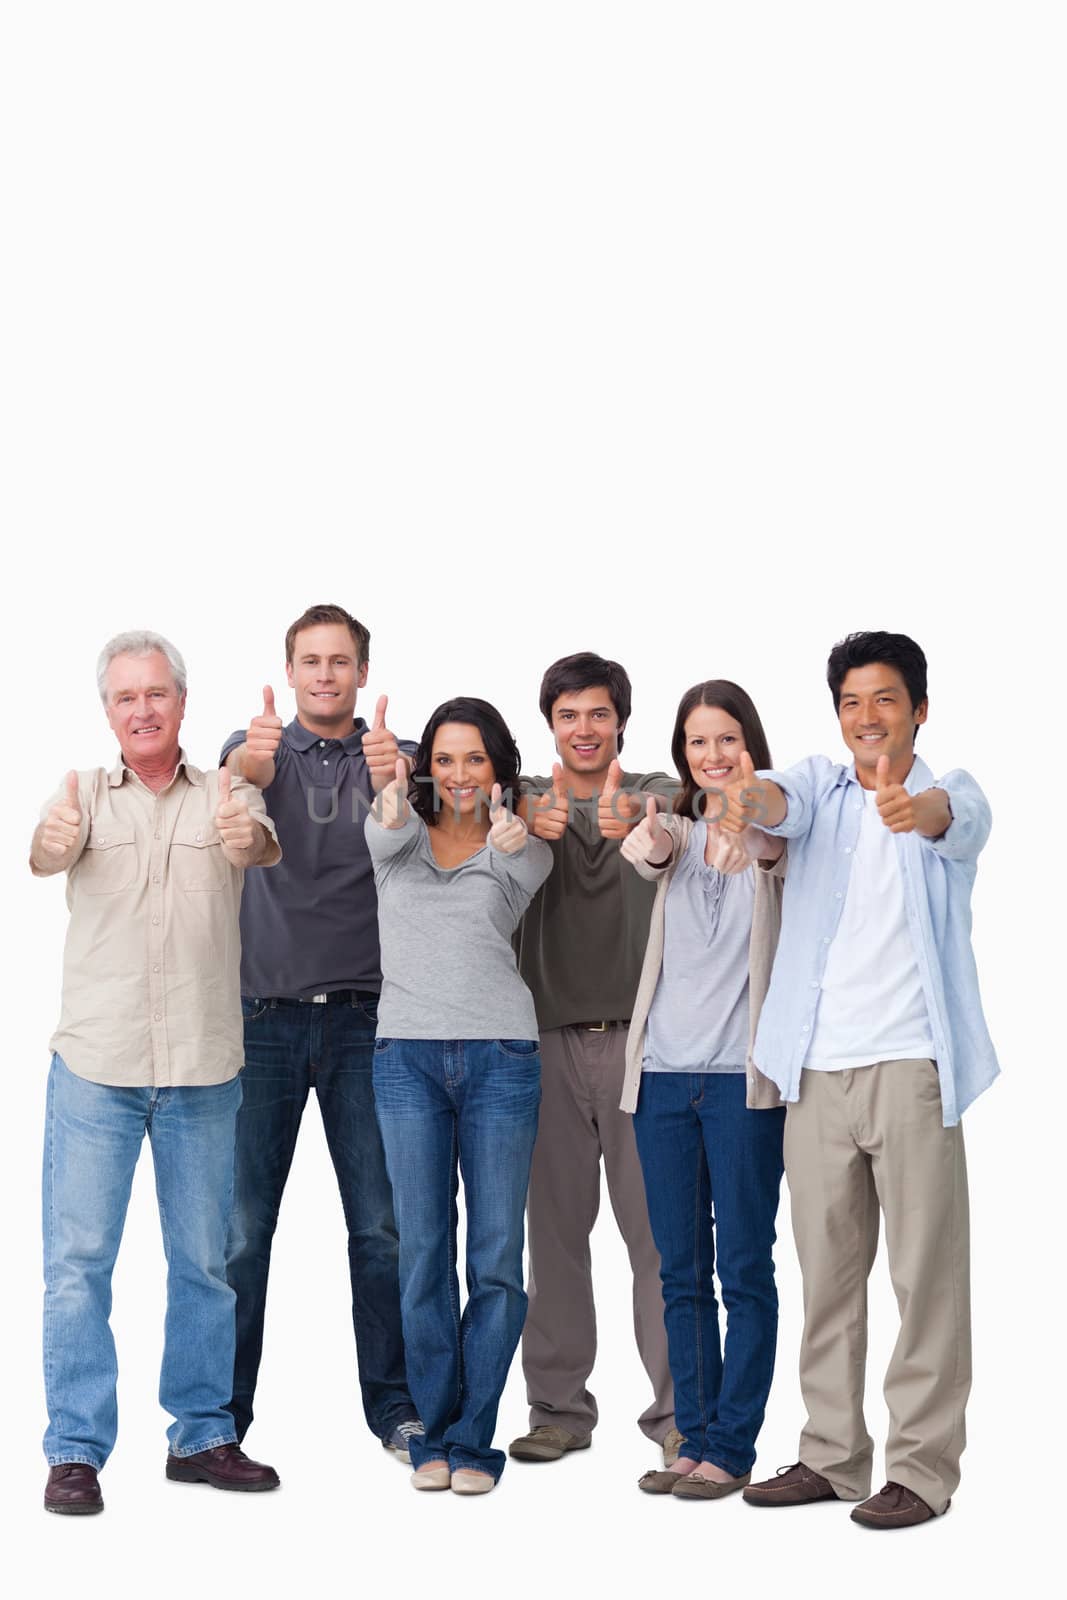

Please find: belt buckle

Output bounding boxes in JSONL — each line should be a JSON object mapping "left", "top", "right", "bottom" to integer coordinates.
{"left": 311, "top": 993, "right": 328, "bottom": 1004}
{"left": 586, "top": 1020, "right": 609, "bottom": 1031}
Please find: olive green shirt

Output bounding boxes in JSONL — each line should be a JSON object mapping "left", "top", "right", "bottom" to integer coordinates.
{"left": 515, "top": 770, "right": 678, "bottom": 1031}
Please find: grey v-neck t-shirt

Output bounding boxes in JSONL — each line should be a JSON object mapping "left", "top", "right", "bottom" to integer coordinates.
{"left": 366, "top": 809, "right": 553, "bottom": 1039}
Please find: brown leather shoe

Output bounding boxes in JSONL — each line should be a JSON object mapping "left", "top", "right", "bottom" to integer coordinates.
{"left": 45, "top": 1463, "right": 104, "bottom": 1515}
{"left": 743, "top": 1462, "right": 839, "bottom": 1507}
{"left": 850, "top": 1482, "right": 944, "bottom": 1529}
{"left": 165, "top": 1443, "right": 280, "bottom": 1492}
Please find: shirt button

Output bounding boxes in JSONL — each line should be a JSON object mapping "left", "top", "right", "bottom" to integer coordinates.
{"left": 810, "top": 981, "right": 819, "bottom": 988}
{"left": 152, "top": 916, "right": 160, "bottom": 926}
{"left": 801, "top": 1025, "right": 809, "bottom": 1034}
{"left": 319, "top": 740, "right": 325, "bottom": 747}
{"left": 823, "top": 936, "right": 831, "bottom": 944}
{"left": 844, "top": 846, "right": 852, "bottom": 854}
{"left": 154, "top": 831, "right": 161, "bottom": 840}
{"left": 195, "top": 832, "right": 203, "bottom": 842}
{"left": 834, "top": 891, "right": 843, "bottom": 900}
{"left": 323, "top": 759, "right": 329, "bottom": 766}
{"left": 153, "top": 875, "right": 161, "bottom": 884}
{"left": 154, "top": 1012, "right": 162, "bottom": 1021}
{"left": 153, "top": 965, "right": 160, "bottom": 973}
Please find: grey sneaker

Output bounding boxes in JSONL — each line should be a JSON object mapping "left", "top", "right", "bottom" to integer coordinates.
{"left": 662, "top": 1427, "right": 685, "bottom": 1468}
{"left": 509, "top": 1425, "right": 591, "bottom": 1462}
{"left": 382, "top": 1420, "right": 425, "bottom": 1463}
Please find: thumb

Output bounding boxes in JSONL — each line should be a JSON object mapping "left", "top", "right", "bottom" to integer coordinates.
{"left": 646, "top": 796, "right": 659, "bottom": 829}
{"left": 394, "top": 756, "right": 407, "bottom": 787}
{"left": 65, "top": 770, "right": 80, "bottom": 809}
{"left": 373, "top": 694, "right": 388, "bottom": 731}
{"left": 739, "top": 750, "right": 755, "bottom": 783}
{"left": 604, "top": 759, "right": 621, "bottom": 794}
{"left": 552, "top": 761, "right": 566, "bottom": 798}
{"left": 262, "top": 685, "right": 276, "bottom": 717}
{"left": 876, "top": 755, "right": 890, "bottom": 790}
{"left": 218, "top": 767, "right": 232, "bottom": 805}
{"left": 490, "top": 782, "right": 503, "bottom": 814}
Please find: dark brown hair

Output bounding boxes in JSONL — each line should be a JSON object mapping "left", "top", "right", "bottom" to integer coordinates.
{"left": 538, "top": 652, "right": 632, "bottom": 753}
{"left": 285, "top": 604, "right": 371, "bottom": 667}
{"left": 669, "top": 680, "right": 773, "bottom": 818}
{"left": 410, "top": 697, "right": 522, "bottom": 826}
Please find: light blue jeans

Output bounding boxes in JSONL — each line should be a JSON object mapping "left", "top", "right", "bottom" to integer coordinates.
{"left": 42, "top": 1054, "right": 242, "bottom": 1468}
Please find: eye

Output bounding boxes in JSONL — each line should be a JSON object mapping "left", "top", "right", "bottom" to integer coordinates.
{"left": 720, "top": 734, "right": 737, "bottom": 745}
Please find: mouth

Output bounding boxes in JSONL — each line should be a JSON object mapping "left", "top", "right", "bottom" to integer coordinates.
{"left": 856, "top": 731, "right": 886, "bottom": 745}
{"left": 702, "top": 765, "right": 733, "bottom": 781}
{"left": 310, "top": 691, "right": 339, "bottom": 699}
{"left": 131, "top": 725, "right": 161, "bottom": 737}
{"left": 572, "top": 742, "right": 600, "bottom": 756}
{"left": 445, "top": 785, "right": 479, "bottom": 799}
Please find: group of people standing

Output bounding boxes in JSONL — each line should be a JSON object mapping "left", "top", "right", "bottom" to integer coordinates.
{"left": 32, "top": 605, "right": 998, "bottom": 1532}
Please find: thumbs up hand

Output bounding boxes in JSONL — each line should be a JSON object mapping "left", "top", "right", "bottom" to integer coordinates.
{"left": 376, "top": 756, "right": 411, "bottom": 830}
{"left": 246, "top": 685, "right": 284, "bottom": 762}
{"left": 215, "top": 767, "right": 256, "bottom": 851}
{"left": 529, "top": 762, "right": 570, "bottom": 841}
{"left": 874, "top": 754, "right": 916, "bottom": 833}
{"left": 597, "top": 759, "right": 643, "bottom": 839}
{"left": 489, "top": 781, "right": 528, "bottom": 855}
{"left": 362, "top": 693, "right": 404, "bottom": 793}
{"left": 40, "top": 771, "right": 83, "bottom": 856}
{"left": 719, "top": 750, "right": 772, "bottom": 835}
{"left": 621, "top": 796, "right": 674, "bottom": 868}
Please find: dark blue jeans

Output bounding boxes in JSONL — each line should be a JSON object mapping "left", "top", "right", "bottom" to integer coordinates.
{"left": 632, "top": 1072, "right": 785, "bottom": 1477}
{"left": 226, "top": 994, "right": 415, "bottom": 1442}
{"left": 373, "top": 1038, "right": 541, "bottom": 1481}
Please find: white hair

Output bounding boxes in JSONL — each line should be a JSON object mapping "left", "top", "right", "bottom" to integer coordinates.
{"left": 96, "top": 630, "right": 188, "bottom": 704}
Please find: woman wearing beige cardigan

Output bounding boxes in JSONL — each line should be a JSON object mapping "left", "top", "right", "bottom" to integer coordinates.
{"left": 619, "top": 680, "right": 786, "bottom": 1501}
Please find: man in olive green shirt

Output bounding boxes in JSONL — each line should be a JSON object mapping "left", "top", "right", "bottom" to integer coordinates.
{"left": 509, "top": 652, "right": 678, "bottom": 1464}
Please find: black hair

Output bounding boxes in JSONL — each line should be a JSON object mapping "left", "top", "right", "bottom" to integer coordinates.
{"left": 537, "top": 652, "right": 633, "bottom": 753}
{"left": 669, "top": 680, "right": 773, "bottom": 818}
{"left": 826, "top": 632, "right": 928, "bottom": 738}
{"left": 409, "top": 696, "right": 522, "bottom": 826}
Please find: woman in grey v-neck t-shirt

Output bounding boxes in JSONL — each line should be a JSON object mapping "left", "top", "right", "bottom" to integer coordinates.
{"left": 364, "top": 696, "right": 552, "bottom": 1493}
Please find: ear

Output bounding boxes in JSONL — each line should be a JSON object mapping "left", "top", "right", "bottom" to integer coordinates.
{"left": 285, "top": 658, "right": 296, "bottom": 690}
{"left": 357, "top": 659, "right": 370, "bottom": 689}
{"left": 913, "top": 698, "right": 928, "bottom": 729}
{"left": 177, "top": 692, "right": 187, "bottom": 723}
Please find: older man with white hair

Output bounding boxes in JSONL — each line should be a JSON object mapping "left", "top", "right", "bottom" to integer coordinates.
{"left": 31, "top": 631, "right": 282, "bottom": 1516}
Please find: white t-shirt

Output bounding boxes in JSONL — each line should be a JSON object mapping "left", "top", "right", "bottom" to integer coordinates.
{"left": 805, "top": 786, "right": 934, "bottom": 1071}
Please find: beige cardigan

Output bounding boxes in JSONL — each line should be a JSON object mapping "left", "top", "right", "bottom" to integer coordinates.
{"left": 620, "top": 813, "right": 786, "bottom": 1114}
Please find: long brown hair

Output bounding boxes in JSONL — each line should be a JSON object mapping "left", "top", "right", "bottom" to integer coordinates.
{"left": 669, "top": 680, "right": 773, "bottom": 818}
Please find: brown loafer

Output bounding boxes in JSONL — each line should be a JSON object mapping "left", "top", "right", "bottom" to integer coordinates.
{"left": 44, "top": 1463, "right": 104, "bottom": 1515}
{"left": 165, "top": 1443, "right": 280, "bottom": 1492}
{"left": 638, "top": 1469, "right": 682, "bottom": 1495}
{"left": 508, "top": 1426, "right": 591, "bottom": 1462}
{"left": 850, "top": 1482, "right": 944, "bottom": 1529}
{"left": 743, "top": 1462, "right": 839, "bottom": 1507}
{"left": 672, "top": 1470, "right": 751, "bottom": 1500}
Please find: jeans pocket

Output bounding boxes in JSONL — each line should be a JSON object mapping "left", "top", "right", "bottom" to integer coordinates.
{"left": 242, "top": 997, "right": 270, "bottom": 1022}
{"left": 496, "top": 1039, "right": 540, "bottom": 1059}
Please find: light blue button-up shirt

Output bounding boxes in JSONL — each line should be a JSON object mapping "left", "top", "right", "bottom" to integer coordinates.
{"left": 752, "top": 752, "right": 999, "bottom": 1126}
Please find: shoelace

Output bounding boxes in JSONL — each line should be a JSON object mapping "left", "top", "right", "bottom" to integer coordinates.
{"left": 396, "top": 1420, "right": 425, "bottom": 1441}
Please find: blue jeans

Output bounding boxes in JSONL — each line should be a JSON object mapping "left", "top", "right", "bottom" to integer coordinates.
{"left": 632, "top": 1073, "right": 785, "bottom": 1476}
{"left": 42, "top": 1055, "right": 241, "bottom": 1468}
{"left": 373, "top": 1038, "right": 541, "bottom": 1481}
{"left": 226, "top": 995, "right": 415, "bottom": 1442}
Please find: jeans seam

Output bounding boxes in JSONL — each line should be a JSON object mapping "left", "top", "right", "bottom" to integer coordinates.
{"left": 447, "top": 1119, "right": 463, "bottom": 1417}
{"left": 691, "top": 1104, "right": 708, "bottom": 1444}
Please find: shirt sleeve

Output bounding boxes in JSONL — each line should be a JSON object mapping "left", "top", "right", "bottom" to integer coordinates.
{"left": 219, "top": 728, "right": 246, "bottom": 766}
{"left": 237, "top": 777, "right": 282, "bottom": 866}
{"left": 364, "top": 805, "right": 423, "bottom": 866}
{"left": 633, "top": 771, "right": 684, "bottom": 801}
{"left": 754, "top": 756, "right": 831, "bottom": 839}
{"left": 920, "top": 769, "right": 991, "bottom": 863}
{"left": 488, "top": 833, "right": 554, "bottom": 895}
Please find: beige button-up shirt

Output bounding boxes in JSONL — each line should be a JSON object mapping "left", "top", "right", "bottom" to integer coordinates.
{"left": 35, "top": 753, "right": 281, "bottom": 1088}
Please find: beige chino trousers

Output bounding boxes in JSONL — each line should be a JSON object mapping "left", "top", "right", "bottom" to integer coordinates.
{"left": 522, "top": 1025, "right": 674, "bottom": 1442}
{"left": 784, "top": 1059, "right": 970, "bottom": 1514}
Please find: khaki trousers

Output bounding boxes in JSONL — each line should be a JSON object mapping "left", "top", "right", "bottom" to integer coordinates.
{"left": 522, "top": 1025, "right": 674, "bottom": 1441}
{"left": 784, "top": 1060, "right": 970, "bottom": 1514}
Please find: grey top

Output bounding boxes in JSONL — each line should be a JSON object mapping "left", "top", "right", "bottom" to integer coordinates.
{"left": 644, "top": 821, "right": 754, "bottom": 1074}
{"left": 365, "top": 809, "right": 553, "bottom": 1039}
{"left": 220, "top": 717, "right": 417, "bottom": 998}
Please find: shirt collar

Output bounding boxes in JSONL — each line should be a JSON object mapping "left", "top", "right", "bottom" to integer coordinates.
{"left": 109, "top": 747, "right": 202, "bottom": 788}
{"left": 285, "top": 716, "right": 368, "bottom": 753}
{"left": 840, "top": 751, "right": 935, "bottom": 795}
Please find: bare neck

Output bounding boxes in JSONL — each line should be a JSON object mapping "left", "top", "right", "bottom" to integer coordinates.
{"left": 122, "top": 743, "right": 182, "bottom": 794}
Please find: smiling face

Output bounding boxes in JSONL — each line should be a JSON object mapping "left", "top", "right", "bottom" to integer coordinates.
{"left": 549, "top": 686, "right": 623, "bottom": 785}
{"left": 683, "top": 703, "right": 746, "bottom": 794}
{"left": 430, "top": 722, "right": 497, "bottom": 821}
{"left": 104, "top": 651, "right": 186, "bottom": 768}
{"left": 837, "top": 662, "right": 927, "bottom": 787}
{"left": 286, "top": 623, "right": 367, "bottom": 734}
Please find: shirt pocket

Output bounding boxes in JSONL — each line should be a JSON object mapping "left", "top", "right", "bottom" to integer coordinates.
{"left": 170, "top": 824, "right": 226, "bottom": 892}
{"left": 79, "top": 826, "right": 137, "bottom": 894}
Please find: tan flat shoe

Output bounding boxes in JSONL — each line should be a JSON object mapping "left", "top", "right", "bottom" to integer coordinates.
{"left": 672, "top": 1470, "right": 751, "bottom": 1500}
{"left": 639, "top": 1469, "right": 682, "bottom": 1495}
{"left": 411, "top": 1465, "right": 451, "bottom": 1491}
{"left": 450, "top": 1469, "right": 495, "bottom": 1495}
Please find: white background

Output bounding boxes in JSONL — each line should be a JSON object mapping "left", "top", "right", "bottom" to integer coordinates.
{"left": 1, "top": 3, "right": 1062, "bottom": 1596}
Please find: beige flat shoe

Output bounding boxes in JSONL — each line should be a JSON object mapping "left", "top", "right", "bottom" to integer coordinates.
{"left": 411, "top": 1465, "right": 451, "bottom": 1491}
{"left": 450, "top": 1469, "right": 496, "bottom": 1495}
{"left": 672, "top": 1470, "right": 751, "bottom": 1500}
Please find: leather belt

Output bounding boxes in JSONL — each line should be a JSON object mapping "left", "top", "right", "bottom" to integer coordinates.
{"left": 571, "top": 1020, "right": 628, "bottom": 1031}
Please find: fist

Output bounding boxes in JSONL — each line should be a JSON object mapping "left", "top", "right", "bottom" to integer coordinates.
{"left": 41, "top": 771, "right": 83, "bottom": 856}
{"left": 874, "top": 755, "right": 915, "bottom": 833}
{"left": 597, "top": 759, "right": 643, "bottom": 839}
{"left": 529, "top": 762, "right": 569, "bottom": 841}
{"left": 621, "top": 797, "right": 672, "bottom": 867}
{"left": 489, "top": 783, "right": 528, "bottom": 855}
{"left": 704, "top": 821, "right": 756, "bottom": 875}
{"left": 376, "top": 757, "right": 411, "bottom": 829}
{"left": 247, "top": 686, "right": 283, "bottom": 761}
{"left": 363, "top": 694, "right": 402, "bottom": 793}
{"left": 215, "top": 768, "right": 256, "bottom": 850}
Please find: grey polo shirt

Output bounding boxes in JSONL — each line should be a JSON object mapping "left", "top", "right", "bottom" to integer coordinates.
{"left": 220, "top": 717, "right": 416, "bottom": 999}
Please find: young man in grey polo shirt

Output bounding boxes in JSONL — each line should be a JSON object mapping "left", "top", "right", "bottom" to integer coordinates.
{"left": 221, "top": 603, "right": 421, "bottom": 1461}
{"left": 508, "top": 651, "right": 679, "bottom": 1465}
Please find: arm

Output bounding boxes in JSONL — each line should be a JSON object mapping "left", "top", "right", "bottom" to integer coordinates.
{"left": 621, "top": 799, "right": 678, "bottom": 879}
{"left": 215, "top": 771, "right": 281, "bottom": 868}
{"left": 224, "top": 686, "right": 284, "bottom": 788}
